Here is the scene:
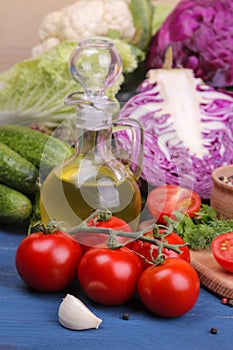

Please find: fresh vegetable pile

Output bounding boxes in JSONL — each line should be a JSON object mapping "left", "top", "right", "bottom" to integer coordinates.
{"left": 0, "top": 124, "right": 73, "bottom": 223}
{"left": 14, "top": 193, "right": 233, "bottom": 323}
{"left": 0, "top": 0, "right": 174, "bottom": 126}
{"left": 1, "top": 0, "right": 233, "bottom": 331}
{"left": 0, "top": 40, "right": 145, "bottom": 126}
{"left": 15, "top": 209, "right": 200, "bottom": 320}
{"left": 31, "top": 0, "right": 153, "bottom": 55}
{"left": 1, "top": 0, "right": 232, "bottom": 202}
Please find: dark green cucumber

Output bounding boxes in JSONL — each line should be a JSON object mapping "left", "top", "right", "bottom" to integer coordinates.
{"left": 0, "top": 183, "right": 32, "bottom": 223}
{"left": 0, "top": 142, "right": 39, "bottom": 194}
{"left": 0, "top": 124, "right": 74, "bottom": 180}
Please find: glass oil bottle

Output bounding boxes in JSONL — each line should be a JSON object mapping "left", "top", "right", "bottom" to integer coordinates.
{"left": 40, "top": 38, "right": 144, "bottom": 231}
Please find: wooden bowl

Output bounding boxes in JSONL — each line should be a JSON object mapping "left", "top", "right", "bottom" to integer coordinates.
{"left": 210, "top": 165, "right": 233, "bottom": 219}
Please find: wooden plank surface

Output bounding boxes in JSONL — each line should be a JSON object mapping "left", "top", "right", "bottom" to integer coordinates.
{"left": 1, "top": 224, "right": 233, "bottom": 350}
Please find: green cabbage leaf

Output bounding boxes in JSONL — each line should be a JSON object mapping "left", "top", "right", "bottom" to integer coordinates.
{"left": 0, "top": 40, "right": 145, "bottom": 126}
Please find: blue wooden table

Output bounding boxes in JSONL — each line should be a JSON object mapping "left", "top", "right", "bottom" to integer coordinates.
{"left": 1, "top": 223, "right": 233, "bottom": 350}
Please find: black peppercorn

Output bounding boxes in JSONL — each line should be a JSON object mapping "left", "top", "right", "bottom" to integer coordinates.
{"left": 210, "top": 327, "right": 217, "bottom": 334}
{"left": 122, "top": 313, "right": 130, "bottom": 320}
{"left": 218, "top": 175, "right": 233, "bottom": 186}
{"left": 228, "top": 299, "right": 233, "bottom": 307}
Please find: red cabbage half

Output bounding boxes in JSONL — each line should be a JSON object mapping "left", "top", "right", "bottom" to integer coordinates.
{"left": 146, "top": 0, "right": 233, "bottom": 88}
{"left": 116, "top": 68, "right": 233, "bottom": 199}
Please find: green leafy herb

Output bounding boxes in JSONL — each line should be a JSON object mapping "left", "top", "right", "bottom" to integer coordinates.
{"left": 166, "top": 204, "right": 233, "bottom": 250}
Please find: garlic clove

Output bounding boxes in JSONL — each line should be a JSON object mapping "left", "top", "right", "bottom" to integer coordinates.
{"left": 58, "top": 294, "right": 102, "bottom": 331}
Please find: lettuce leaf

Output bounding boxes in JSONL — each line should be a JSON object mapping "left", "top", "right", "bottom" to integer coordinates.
{"left": 129, "top": 0, "right": 153, "bottom": 51}
{"left": 0, "top": 40, "right": 144, "bottom": 126}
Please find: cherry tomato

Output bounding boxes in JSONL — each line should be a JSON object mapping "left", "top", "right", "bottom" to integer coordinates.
{"left": 147, "top": 185, "right": 201, "bottom": 225}
{"left": 131, "top": 229, "right": 190, "bottom": 269}
{"left": 74, "top": 216, "right": 133, "bottom": 253}
{"left": 78, "top": 247, "right": 143, "bottom": 305}
{"left": 138, "top": 258, "right": 200, "bottom": 318}
{"left": 15, "top": 230, "right": 82, "bottom": 292}
{"left": 88, "top": 216, "right": 133, "bottom": 231}
{"left": 211, "top": 232, "right": 233, "bottom": 273}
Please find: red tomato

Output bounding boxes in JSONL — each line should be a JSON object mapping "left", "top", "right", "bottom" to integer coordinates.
{"left": 74, "top": 216, "right": 133, "bottom": 253}
{"left": 87, "top": 216, "right": 133, "bottom": 231}
{"left": 147, "top": 185, "right": 201, "bottom": 225}
{"left": 211, "top": 232, "right": 233, "bottom": 273}
{"left": 138, "top": 258, "right": 200, "bottom": 318}
{"left": 78, "top": 247, "right": 143, "bottom": 305}
{"left": 15, "top": 230, "right": 82, "bottom": 292}
{"left": 131, "top": 230, "right": 190, "bottom": 269}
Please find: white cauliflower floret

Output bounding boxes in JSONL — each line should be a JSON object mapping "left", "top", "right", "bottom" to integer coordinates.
{"left": 32, "top": 0, "right": 137, "bottom": 56}
{"left": 103, "top": 0, "right": 136, "bottom": 40}
{"left": 32, "top": 37, "right": 61, "bottom": 57}
{"left": 38, "top": 11, "right": 64, "bottom": 41}
{"left": 58, "top": 1, "right": 106, "bottom": 40}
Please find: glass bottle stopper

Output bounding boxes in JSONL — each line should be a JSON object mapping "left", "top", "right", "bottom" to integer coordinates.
{"left": 68, "top": 38, "right": 122, "bottom": 99}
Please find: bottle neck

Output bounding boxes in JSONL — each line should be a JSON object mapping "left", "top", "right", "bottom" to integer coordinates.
{"left": 76, "top": 127, "right": 112, "bottom": 156}
{"left": 75, "top": 104, "right": 113, "bottom": 157}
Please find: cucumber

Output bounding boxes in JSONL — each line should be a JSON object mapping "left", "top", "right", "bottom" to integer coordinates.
{"left": 0, "top": 183, "right": 32, "bottom": 223}
{"left": 0, "top": 124, "right": 74, "bottom": 181}
{"left": 0, "top": 142, "right": 39, "bottom": 194}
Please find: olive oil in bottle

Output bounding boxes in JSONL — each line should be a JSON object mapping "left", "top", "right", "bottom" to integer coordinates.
{"left": 40, "top": 164, "right": 142, "bottom": 230}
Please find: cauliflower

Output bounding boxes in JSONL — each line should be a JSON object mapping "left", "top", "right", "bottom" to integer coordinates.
{"left": 57, "top": 0, "right": 136, "bottom": 42}
{"left": 39, "top": 11, "right": 64, "bottom": 41}
{"left": 32, "top": 0, "right": 153, "bottom": 56}
{"left": 32, "top": 37, "right": 60, "bottom": 57}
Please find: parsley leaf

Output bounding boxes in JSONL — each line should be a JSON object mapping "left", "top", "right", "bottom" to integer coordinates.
{"left": 166, "top": 205, "right": 233, "bottom": 250}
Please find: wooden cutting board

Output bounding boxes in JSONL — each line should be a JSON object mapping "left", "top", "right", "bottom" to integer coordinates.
{"left": 139, "top": 219, "right": 233, "bottom": 299}
{"left": 190, "top": 249, "right": 233, "bottom": 299}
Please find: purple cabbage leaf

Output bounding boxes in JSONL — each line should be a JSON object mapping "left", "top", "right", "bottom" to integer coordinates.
{"left": 116, "top": 68, "right": 233, "bottom": 199}
{"left": 146, "top": 0, "right": 233, "bottom": 88}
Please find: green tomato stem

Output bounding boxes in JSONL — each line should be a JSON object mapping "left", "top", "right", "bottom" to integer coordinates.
{"left": 61, "top": 222, "right": 184, "bottom": 254}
